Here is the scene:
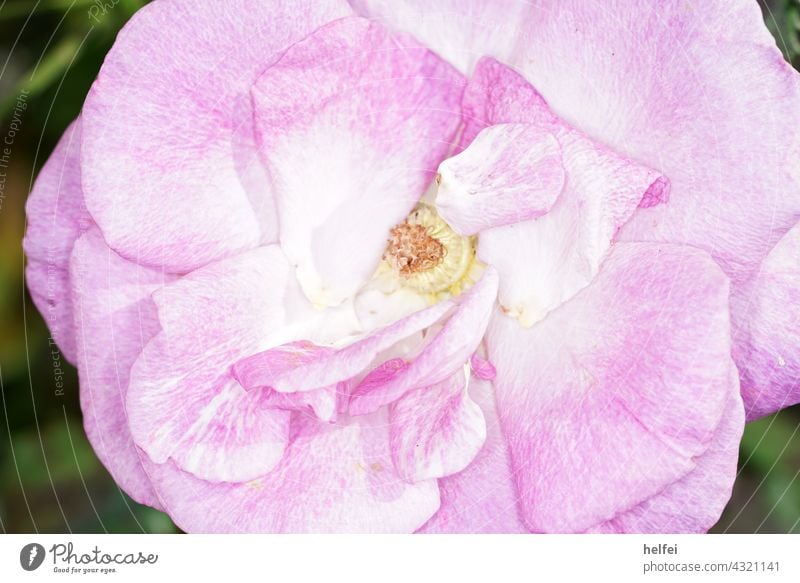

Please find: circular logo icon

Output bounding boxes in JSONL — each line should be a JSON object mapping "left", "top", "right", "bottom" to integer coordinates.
{"left": 20, "top": 543, "right": 46, "bottom": 571}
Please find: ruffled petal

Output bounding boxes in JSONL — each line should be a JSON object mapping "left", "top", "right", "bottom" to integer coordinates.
{"left": 349, "top": 267, "right": 499, "bottom": 414}
{"left": 469, "top": 353, "right": 496, "bottom": 380}
{"left": 233, "top": 300, "right": 453, "bottom": 394}
{"left": 732, "top": 221, "right": 800, "bottom": 419}
{"left": 478, "top": 132, "right": 661, "bottom": 328}
{"left": 260, "top": 386, "right": 341, "bottom": 423}
{"left": 589, "top": 388, "right": 744, "bottom": 533}
{"left": 70, "top": 228, "right": 173, "bottom": 507}
{"left": 487, "top": 243, "right": 740, "bottom": 533}
{"left": 418, "top": 379, "right": 527, "bottom": 533}
{"left": 233, "top": 341, "right": 342, "bottom": 422}
{"left": 251, "top": 16, "right": 464, "bottom": 306}
{"left": 143, "top": 413, "right": 440, "bottom": 533}
{"left": 436, "top": 123, "right": 565, "bottom": 235}
{"left": 24, "top": 119, "right": 91, "bottom": 363}
{"left": 456, "top": 59, "right": 662, "bottom": 327}
{"left": 389, "top": 368, "right": 486, "bottom": 482}
{"left": 81, "top": 0, "right": 352, "bottom": 271}
{"left": 458, "top": 57, "right": 556, "bottom": 150}
{"left": 127, "top": 247, "right": 295, "bottom": 483}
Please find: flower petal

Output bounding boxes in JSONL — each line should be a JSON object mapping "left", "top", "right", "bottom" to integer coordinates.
{"left": 349, "top": 0, "right": 528, "bottom": 74}
{"left": 487, "top": 243, "right": 739, "bottom": 533}
{"left": 469, "top": 353, "right": 496, "bottom": 380}
{"left": 389, "top": 368, "right": 486, "bottom": 482}
{"left": 436, "top": 123, "right": 565, "bottom": 235}
{"left": 233, "top": 341, "right": 334, "bottom": 390}
{"left": 233, "top": 300, "right": 454, "bottom": 394}
{"left": 732, "top": 221, "right": 800, "bottom": 419}
{"left": 127, "top": 247, "right": 294, "bottom": 483}
{"left": 349, "top": 267, "right": 499, "bottom": 414}
{"left": 24, "top": 119, "right": 91, "bottom": 363}
{"left": 143, "top": 413, "right": 440, "bottom": 533}
{"left": 458, "top": 57, "right": 556, "bottom": 150}
{"left": 589, "top": 388, "right": 744, "bottom": 533}
{"left": 251, "top": 16, "right": 464, "bottom": 306}
{"left": 260, "top": 386, "right": 341, "bottom": 423}
{"left": 70, "top": 228, "right": 173, "bottom": 507}
{"left": 458, "top": 60, "right": 662, "bottom": 326}
{"left": 81, "top": 0, "right": 351, "bottom": 271}
{"left": 418, "top": 379, "right": 527, "bottom": 533}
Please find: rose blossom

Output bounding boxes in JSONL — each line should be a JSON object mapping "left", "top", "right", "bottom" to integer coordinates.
{"left": 24, "top": 0, "right": 800, "bottom": 533}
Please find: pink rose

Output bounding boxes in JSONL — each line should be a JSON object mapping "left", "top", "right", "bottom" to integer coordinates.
{"left": 24, "top": 0, "right": 800, "bottom": 533}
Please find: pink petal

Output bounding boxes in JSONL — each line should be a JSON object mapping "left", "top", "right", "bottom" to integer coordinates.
{"left": 349, "top": 0, "right": 528, "bottom": 74}
{"left": 169, "top": 383, "right": 290, "bottom": 484}
{"left": 143, "top": 414, "right": 440, "bottom": 533}
{"left": 349, "top": 267, "right": 499, "bottom": 415}
{"left": 469, "top": 353, "right": 496, "bottom": 381}
{"left": 418, "top": 379, "right": 527, "bottom": 533}
{"left": 350, "top": 358, "right": 409, "bottom": 399}
{"left": 732, "top": 221, "right": 800, "bottom": 419}
{"left": 458, "top": 57, "right": 556, "bottom": 151}
{"left": 589, "top": 389, "right": 744, "bottom": 533}
{"left": 233, "top": 300, "right": 454, "bottom": 394}
{"left": 70, "top": 228, "right": 173, "bottom": 508}
{"left": 251, "top": 16, "right": 464, "bottom": 306}
{"left": 458, "top": 62, "right": 662, "bottom": 326}
{"left": 436, "top": 123, "right": 565, "bottom": 235}
{"left": 638, "top": 176, "right": 671, "bottom": 209}
{"left": 487, "top": 243, "right": 740, "bottom": 533}
{"left": 233, "top": 341, "right": 334, "bottom": 391}
{"left": 81, "top": 0, "right": 351, "bottom": 272}
{"left": 23, "top": 119, "right": 91, "bottom": 363}
{"left": 260, "top": 386, "right": 341, "bottom": 423}
{"left": 234, "top": 341, "right": 342, "bottom": 422}
{"left": 389, "top": 369, "right": 486, "bottom": 482}
{"left": 127, "top": 247, "right": 294, "bottom": 483}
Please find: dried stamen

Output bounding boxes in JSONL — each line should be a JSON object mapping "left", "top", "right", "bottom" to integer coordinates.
{"left": 381, "top": 204, "right": 480, "bottom": 297}
{"left": 386, "top": 223, "right": 447, "bottom": 275}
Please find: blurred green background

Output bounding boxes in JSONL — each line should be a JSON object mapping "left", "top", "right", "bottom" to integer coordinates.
{"left": 0, "top": 0, "right": 799, "bottom": 534}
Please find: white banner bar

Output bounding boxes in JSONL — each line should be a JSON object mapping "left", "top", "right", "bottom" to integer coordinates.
{"left": 1, "top": 534, "right": 797, "bottom": 582}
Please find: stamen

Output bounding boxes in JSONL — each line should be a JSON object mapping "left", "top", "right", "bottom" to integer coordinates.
{"left": 386, "top": 223, "right": 446, "bottom": 275}
{"left": 382, "top": 204, "right": 479, "bottom": 297}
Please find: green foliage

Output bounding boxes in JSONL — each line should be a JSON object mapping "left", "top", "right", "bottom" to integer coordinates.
{"left": 713, "top": 410, "right": 800, "bottom": 533}
{"left": 761, "top": 0, "right": 800, "bottom": 66}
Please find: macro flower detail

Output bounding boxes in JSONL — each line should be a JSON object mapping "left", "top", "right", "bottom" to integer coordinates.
{"left": 24, "top": 0, "right": 800, "bottom": 533}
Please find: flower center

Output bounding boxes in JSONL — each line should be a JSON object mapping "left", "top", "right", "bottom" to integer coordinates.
{"left": 386, "top": 223, "right": 446, "bottom": 275}
{"left": 383, "top": 204, "right": 478, "bottom": 297}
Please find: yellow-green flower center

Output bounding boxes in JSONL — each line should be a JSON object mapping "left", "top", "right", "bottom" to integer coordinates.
{"left": 383, "top": 204, "right": 479, "bottom": 297}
